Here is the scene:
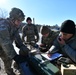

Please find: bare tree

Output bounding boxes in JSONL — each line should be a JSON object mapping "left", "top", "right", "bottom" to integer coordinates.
{"left": 0, "top": 8, "right": 8, "bottom": 19}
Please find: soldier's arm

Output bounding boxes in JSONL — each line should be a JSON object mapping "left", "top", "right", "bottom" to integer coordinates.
{"left": 13, "top": 28, "right": 29, "bottom": 57}
{"left": 47, "top": 31, "right": 59, "bottom": 50}
{"left": 49, "top": 38, "right": 60, "bottom": 53}
{"left": 41, "top": 36, "right": 45, "bottom": 44}
{"left": 40, "top": 36, "right": 46, "bottom": 47}
{"left": 63, "top": 43, "right": 76, "bottom": 63}
{"left": 14, "top": 31, "right": 24, "bottom": 48}
{"left": 0, "top": 25, "right": 17, "bottom": 59}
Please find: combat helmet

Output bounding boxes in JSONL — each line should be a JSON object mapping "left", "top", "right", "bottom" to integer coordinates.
{"left": 9, "top": 7, "right": 25, "bottom": 21}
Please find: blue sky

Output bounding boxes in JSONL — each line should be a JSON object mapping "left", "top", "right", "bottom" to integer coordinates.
{"left": 0, "top": 0, "right": 76, "bottom": 26}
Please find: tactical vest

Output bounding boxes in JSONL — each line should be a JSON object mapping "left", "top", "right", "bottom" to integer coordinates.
{"left": 25, "top": 24, "right": 35, "bottom": 35}
{"left": 23, "top": 24, "right": 36, "bottom": 42}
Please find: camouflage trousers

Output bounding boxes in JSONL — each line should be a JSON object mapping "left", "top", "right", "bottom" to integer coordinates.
{"left": 0, "top": 50, "right": 15, "bottom": 75}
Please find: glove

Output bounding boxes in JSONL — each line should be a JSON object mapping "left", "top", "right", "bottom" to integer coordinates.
{"left": 30, "top": 41, "right": 39, "bottom": 48}
{"left": 39, "top": 44, "right": 46, "bottom": 49}
{"left": 13, "top": 55, "right": 26, "bottom": 64}
{"left": 30, "top": 41, "right": 36, "bottom": 47}
{"left": 34, "top": 44, "right": 39, "bottom": 49}
{"left": 19, "top": 45, "right": 29, "bottom": 56}
{"left": 39, "top": 44, "right": 49, "bottom": 52}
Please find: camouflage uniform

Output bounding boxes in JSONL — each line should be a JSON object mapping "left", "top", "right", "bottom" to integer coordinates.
{"left": 0, "top": 49, "right": 14, "bottom": 75}
{"left": 0, "top": 18, "right": 24, "bottom": 75}
{"left": 22, "top": 24, "right": 39, "bottom": 43}
{"left": 41, "top": 31, "right": 59, "bottom": 50}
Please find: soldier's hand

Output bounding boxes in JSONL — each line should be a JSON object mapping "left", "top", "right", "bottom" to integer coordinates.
{"left": 47, "top": 51, "right": 52, "bottom": 57}
{"left": 47, "top": 52, "right": 52, "bottom": 57}
{"left": 19, "top": 45, "right": 29, "bottom": 56}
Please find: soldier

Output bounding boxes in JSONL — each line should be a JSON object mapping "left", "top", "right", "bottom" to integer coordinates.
{"left": 22, "top": 17, "right": 39, "bottom": 45}
{"left": 48, "top": 20, "right": 76, "bottom": 63}
{"left": 0, "top": 8, "right": 29, "bottom": 75}
{"left": 39, "top": 26, "right": 59, "bottom": 52}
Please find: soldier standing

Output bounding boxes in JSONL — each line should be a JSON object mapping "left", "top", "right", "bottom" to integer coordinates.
{"left": 0, "top": 7, "right": 29, "bottom": 75}
{"left": 22, "top": 17, "right": 39, "bottom": 45}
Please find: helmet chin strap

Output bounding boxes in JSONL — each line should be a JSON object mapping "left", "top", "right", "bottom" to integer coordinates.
{"left": 9, "top": 18, "right": 16, "bottom": 26}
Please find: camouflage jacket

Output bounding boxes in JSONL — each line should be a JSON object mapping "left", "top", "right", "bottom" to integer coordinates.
{"left": 41, "top": 31, "right": 59, "bottom": 49}
{"left": 22, "top": 24, "right": 39, "bottom": 42}
{"left": 0, "top": 19, "right": 23, "bottom": 59}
